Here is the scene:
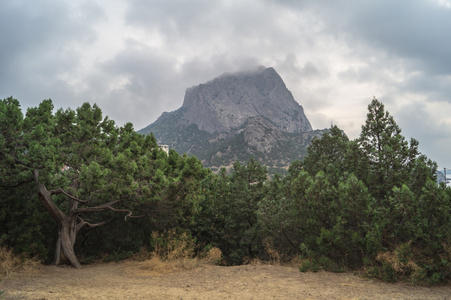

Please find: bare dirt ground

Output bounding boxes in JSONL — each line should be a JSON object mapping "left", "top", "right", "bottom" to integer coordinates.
{"left": 1, "top": 261, "right": 450, "bottom": 300}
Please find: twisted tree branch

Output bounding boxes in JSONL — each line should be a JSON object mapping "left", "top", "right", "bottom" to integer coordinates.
{"left": 49, "top": 187, "right": 90, "bottom": 203}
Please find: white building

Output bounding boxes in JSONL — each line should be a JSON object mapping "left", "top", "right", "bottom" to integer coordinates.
{"left": 159, "top": 145, "right": 169, "bottom": 154}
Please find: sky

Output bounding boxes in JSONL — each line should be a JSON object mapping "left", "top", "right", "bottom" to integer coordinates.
{"left": 1, "top": 0, "right": 451, "bottom": 170}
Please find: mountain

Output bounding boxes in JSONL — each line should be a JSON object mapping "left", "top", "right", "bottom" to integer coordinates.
{"left": 138, "top": 66, "right": 327, "bottom": 173}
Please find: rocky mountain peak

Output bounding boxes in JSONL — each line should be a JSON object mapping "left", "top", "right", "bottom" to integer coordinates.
{"left": 180, "top": 67, "right": 312, "bottom": 134}
{"left": 138, "top": 67, "right": 325, "bottom": 173}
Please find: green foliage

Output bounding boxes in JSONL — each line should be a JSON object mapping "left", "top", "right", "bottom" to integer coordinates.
{"left": 301, "top": 126, "right": 350, "bottom": 185}
{"left": 1, "top": 96, "right": 449, "bottom": 284}
{"left": 192, "top": 158, "right": 267, "bottom": 265}
{"left": 0, "top": 97, "right": 208, "bottom": 265}
{"left": 0, "top": 185, "right": 53, "bottom": 260}
{"left": 1, "top": 98, "right": 56, "bottom": 260}
{"left": 259, "top": 98, "right": 450, "bottom": 283}
{"left": 299, "top": 259, "right": 319, "bottom": 272}
{"left": 358, "top": 98, "right": 422, "bottom": 200}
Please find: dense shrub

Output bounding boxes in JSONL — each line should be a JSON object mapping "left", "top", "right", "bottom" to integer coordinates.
{"left": 257, "top": 99, "right": 450, "bottom": 283}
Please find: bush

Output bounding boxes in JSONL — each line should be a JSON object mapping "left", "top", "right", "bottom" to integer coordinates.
{"left": 151, "top": 229, "right": 196, "bottom": 261}
{"left": 131, "top": 229, "right": 222, "bottom": 274}
{"left": 299, "top": 259, "right": 319, "bottom": 272}
{"left": 363, "top": 241, "right": 451, "bottom": 284}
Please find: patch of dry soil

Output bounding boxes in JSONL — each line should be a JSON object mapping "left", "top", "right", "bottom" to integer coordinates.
{"left": 1, "top": 261, "right": 450, "bottom": 299}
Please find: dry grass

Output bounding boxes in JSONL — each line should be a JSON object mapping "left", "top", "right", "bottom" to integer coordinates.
{"left": 152, "top": 229, "right": 195, "bottom": 261}
{"left": 264, "top": 241, "right": 281, "bottom": 265}
{"left": 130, "top": 229, "right": 223, "bottom": 275}
{"left": 0, "top": 245, "right": 40, "bottom": 280}
{"left": 200, "top": 246, "right": 222, "bottom": 265}
{"left": 376, "top": 251, "right": 421, "bottom": 274}
{"left": 244, "top": 243, "right": 302, "bottom": 267}
{"left": 374, "top": 242, "right": 427, "bottom": 283}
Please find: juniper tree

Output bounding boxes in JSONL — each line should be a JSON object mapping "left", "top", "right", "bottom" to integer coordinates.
{"left": 0, "top": 98, "right": 157, "bottom": 267}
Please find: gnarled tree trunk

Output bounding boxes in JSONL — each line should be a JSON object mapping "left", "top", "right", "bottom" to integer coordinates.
{"left": 33, "top": 170, "right": 132, "bottom": 268}
{"left": 52, "top": 228, "right": 62, "bottom": 265}
{"left": 35, "top": 174, "right": 82, "bottom": 267}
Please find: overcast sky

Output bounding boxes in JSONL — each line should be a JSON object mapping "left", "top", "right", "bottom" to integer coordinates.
{"left": 1, "top": 0, "right": 450, "bottom": 169}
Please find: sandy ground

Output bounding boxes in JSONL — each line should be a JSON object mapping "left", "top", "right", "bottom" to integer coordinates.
{"left": 1, "top": 261, "right": 450, "bottom": 300}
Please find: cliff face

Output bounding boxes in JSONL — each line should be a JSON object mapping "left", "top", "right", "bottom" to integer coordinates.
{"left": 243, "top": 117, "right": 283, "bottom": 153}
{"left": 180, "top": 67, "right": 312, "bottom": 134}
{"left": 138, "top": 67, "right": 325, "bottom": 173}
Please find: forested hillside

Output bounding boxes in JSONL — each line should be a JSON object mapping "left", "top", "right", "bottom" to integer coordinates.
{"left": 1, "top": 97, "right": 449, "bottom": 284}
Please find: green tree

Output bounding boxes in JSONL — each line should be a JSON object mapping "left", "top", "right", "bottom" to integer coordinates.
{"left": 0, "top": 98, "right": 156, "bottom": 267}
{"left": 301, "top": 125, "right": 350, "bottom": 185}
{"left": 257, "top": 170, "right": 312, "bottom": 257}
{"left": 261, "top": 97, "right": 449, "bottom": 282}
{"left": 358, "top": 98, "right": 421, "bottom": 200}
{"left": 1, "top": 98, "right": 57, "bottom": 259}
{"left": 193, "top": 158, "right": 268, "bottom": 264}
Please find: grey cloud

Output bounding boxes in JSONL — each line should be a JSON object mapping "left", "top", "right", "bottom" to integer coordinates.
{"left": 275, "top": 54, "right": 324, "bottom": 80}
{"left": 394, "top": 101, "right": 451, "bottom": 167}
{"left": 0, "top": 1, "right": 103, "bottom": 109}
{"left": 94, "top": 50, "right": 264, "bottom": 129}
{"left": 92, "top": 46, "right": 180, "bottom": 128}
{"left": 399, "top": 73, "right": 451, "bottom": 103}
{"left": 346, "top": 1, "right": 451, "bottom": 75}
{"left": 124, "top": 0, "right": 219, "bottom": 40}
{"left": 300, "top": 62, "right": 322, "bottom": 78}
{"left": 270, "top": 0, "right": 451, "bottom": 71}
{"left": 270, "top": 0, "right": 451, "bottom": 102}
{"left": 124, "top": 0, "right": 315, "bottom": 56}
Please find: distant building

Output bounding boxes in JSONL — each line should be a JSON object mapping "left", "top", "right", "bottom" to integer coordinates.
{"left": 436, "top": 171, "right": 446, "bottom": 184}
{"left": 436, "top": 170, "right": 450, "bottom": 186}
{"left": 159, "top": 145, "right": 169, "bottom": 154}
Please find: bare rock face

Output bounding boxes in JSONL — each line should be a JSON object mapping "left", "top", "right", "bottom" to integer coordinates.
{"left": 243, "top": 117, "right": 283, "bottom": 153}
{"left": 180, "top": 67, "right": 312, "bottom": 134}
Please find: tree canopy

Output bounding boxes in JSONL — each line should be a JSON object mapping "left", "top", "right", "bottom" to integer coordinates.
{"left": 0, "top": 97, "right": 208, "bottom": 267}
